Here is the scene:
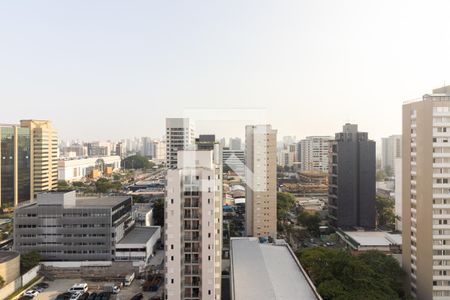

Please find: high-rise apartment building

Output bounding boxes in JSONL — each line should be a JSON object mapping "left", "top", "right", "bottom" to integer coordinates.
{"left": 166, "top": 118, "right": 195, "bottom": 169}
{"left": 245, "top": 125, "right": 277, "bottom": 238}
{"left": 21, "top": 120, "right": 58, "bottom": 196}
{"left": 381, "top": 135, "right": 402, "bottom": 173}
{"left": 0, "top": 120, "right": 58, "bottom": 207}
{"left": 165, "top": 149, "right": 222, "bottom": 300}
{"left": 328, "top": 123, "right": 376, "bottom": 229}
{"left": 402, "top": 86, "right": 450, "bottom": 300}
{"left": 299, "top": 136, "right": 333, "bottom": 173}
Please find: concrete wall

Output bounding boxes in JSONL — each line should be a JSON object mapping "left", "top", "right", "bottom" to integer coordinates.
{"left": 0, "top": 265, "right": 41, "bottom": 300}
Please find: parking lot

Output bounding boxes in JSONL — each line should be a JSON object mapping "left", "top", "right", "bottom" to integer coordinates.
{"left": 27, "top": 278, "right": 163, "bottom": 300}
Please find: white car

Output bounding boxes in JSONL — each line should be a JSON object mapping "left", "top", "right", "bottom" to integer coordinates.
{"left": 23, "top": 290, "right": 39, "bottom": 298}
{"left": 68, "top": 283, "right": 88, "bottom": 294}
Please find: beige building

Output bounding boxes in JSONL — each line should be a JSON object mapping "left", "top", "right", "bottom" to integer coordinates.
{"left": 0, "top": 251, "right": 20, "bottom": 285}
{"left": 165, "top": 149, "right": 222, "bottom": 300}
{"left": 20, "top": 120, "right": 58, "bottom": 196}
{"left": 245, "top": 125, "right": 277, "bottom": 238}
{"left": 403, "top": 86, "right": 450, "bottom": 300}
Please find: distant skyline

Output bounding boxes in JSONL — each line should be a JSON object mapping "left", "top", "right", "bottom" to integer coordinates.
{"left": 2, "top": 1, "right": 450, "bottom": 141}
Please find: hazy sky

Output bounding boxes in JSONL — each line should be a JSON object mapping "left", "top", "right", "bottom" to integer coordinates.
{"left": 1, "top": 0, "right": 450, "bottom": 142}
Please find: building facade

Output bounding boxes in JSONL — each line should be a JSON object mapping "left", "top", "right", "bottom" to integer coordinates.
{"left": 58, "top": 156, "right": 121, "bottom": 181}
{"left": 402, "top": 86, "right": 450, "bottom": 300}
{"left": 328, "top": 123, "right": 376, "bottom": 229}
{"left": 299, "top": 136, "right": 333, "bottom": 173}
{"left": 165, "top": 150, "right": 222, "bottom": 300}
{"left": 229, "top": 138, "right": 242, "bottom": 151}
{"left": 0, "top": 120, "right": 58, "bottom": 207}
{"left": 222, "top": 148, "right": 245, "bottom": 179}
{"left": 13, "top": 191, "right": 133, "bottom": 261}
{"left": 245, "top": 125, "right": 277, "bottom": 238}
{"left": 381, "top": 135, "right": 402, "bottom": 174}
{"left": 166, "top": 118, "right": 195, "bottom": 169}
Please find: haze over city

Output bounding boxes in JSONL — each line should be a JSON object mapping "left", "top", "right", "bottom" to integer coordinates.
{"left": 2, "top": 0, "right": 450, "bottom": 140}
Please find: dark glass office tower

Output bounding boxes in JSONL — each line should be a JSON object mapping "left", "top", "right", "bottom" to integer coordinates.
{"left": 0, "top": 126, "right": 31, "bottom": 207}
{"left": 328, "top": 123, "right": 376, "bottom": 229}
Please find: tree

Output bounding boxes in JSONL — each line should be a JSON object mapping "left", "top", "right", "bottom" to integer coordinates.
{"left": 376, "top": 196, "right": 395, "bottom": 229}
{"left": 298, "top": 247, "right": 408, "bottom": 300}
{"left": 153, "top": 198, "right": 164, "bottom": 226}
{"left": 384, "top": 165, "right": 394, "bottom": 177}
{"left": 298, "top": 211, "right": 321, "bottom": 236}
{"left": 376, "top": 169, "right": 386, "bottom": 182}
{"left": 20, "top": 251, "right": 41, "bottom": 273}
{"left": 95, "top": 178, "right": 122, "bottom": 193}
{"left": 122, "top": 155, "right": 155, "bottom": 170}
{"left": 277, "top": 192, "right": 296, "bottom": 221}
{"left": 0, "top": 275, "right": 4, "bottom": 288}
{"left": 57, "top": 180, "right": 72, "bottom": 191}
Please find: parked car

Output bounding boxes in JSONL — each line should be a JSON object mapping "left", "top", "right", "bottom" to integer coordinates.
{"left": 56, "top": 292, "right": 74, "bottom": 300}
{"left": 35, "top": 282, "right": 49, "bottom": 289}
{"left": 70, "top": 292, "right": 83, "bottom": 300}
{"left": 103, "top": 283, "right": 120, "bottom": 294}
{"left": 23, "top": 290, "right": 39, "bottom": 298}
{"left": 78, "top": 293, "right": 90, "bottom": 300}
{"left": 68, "top": 283, "right": 89, "bottom": 294}
{"left": 130, "top": 293, "right": 144, "bottom": 300}
{"left": 96, "top": 292, "right": 111, "bottom": 300}
{"left": 87, "top": 292, "right": 97, "bottom": 300}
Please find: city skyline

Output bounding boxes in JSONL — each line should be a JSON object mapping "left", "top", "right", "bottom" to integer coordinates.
{"left": 2, "top": 1, "right": 450, "bottom": 141}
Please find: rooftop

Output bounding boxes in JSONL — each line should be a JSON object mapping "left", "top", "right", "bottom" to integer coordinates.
{"left": 117, "top": 226, "right": 160, "bottom": 245}
{"left": 0, "top": 251, "right": 19, "bottom": 263}
{"left": 339, "top": 230, "right": 402, "bottom": 248}
{"left": 75, "top": 196, "right": 130, "bottom": 208}
{"left": 230, "top": 238, "right": 321, "bottom": 300}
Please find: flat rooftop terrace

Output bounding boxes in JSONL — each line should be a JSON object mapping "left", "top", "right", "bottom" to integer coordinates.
{"left": 75, "top": 196, "right": 130, "bottom": 208}
{"left": 117, "top": 226, "right": 160, "bottom": 245}
{"left": 230, "top": 238, "right": 321, "bottom": 300}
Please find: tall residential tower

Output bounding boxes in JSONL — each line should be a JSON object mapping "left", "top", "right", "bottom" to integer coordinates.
{"left": 166, "top": 118, "right": 195, "bottom": 169}
{"left": 245, "top": 125, "right": 277, "bottom": 238}
{"left": 328, "top": 123, "right": 376, "bottom": 229}
{"left": 299, "top": 136, "right": 333, "bottom": 173}
{"left": 402, "top": 86, "right": 450, "bottom": 300}
{"left": 165, "top": 148, "right": 222, "bottom": 300}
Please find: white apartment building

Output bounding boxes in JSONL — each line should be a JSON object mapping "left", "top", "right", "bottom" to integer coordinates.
{"left": 245, "top": 125, "right": 277, "bottom": 238}
{"left": 165, "top": 149, "right": 222, "bottom": 300}
{"left": 166, "top": 118, "right": 195, "bottom": 169}
{"left": 381, "top": 135, "right": 402, "bottom": 173}
{"left": 299, "top": 136, "right": 332, "bottom": 173}
{"left": 403, "top": 86, "right": 450, "bottom": 300}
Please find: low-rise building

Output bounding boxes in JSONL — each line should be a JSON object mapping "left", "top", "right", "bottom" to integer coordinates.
{"left": 0, "top": 251, "right": 20, "bottom": 285}
{"left": 336, "top": 230, "right": 402, "bottom": 256}
{"left": 13, "top": 191, "right": 133, "bottom": 262}
{"left": 115, "top": 226, "right": 161, "bottom": 266}
{"left": 58, "top": 156, "right": 121, "bottom": 181}
{"left": 230, "top": 238, "right": 322, "bottom": 300}
{"left": 132, "top": 204, "right": 153, "bottom": 226}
